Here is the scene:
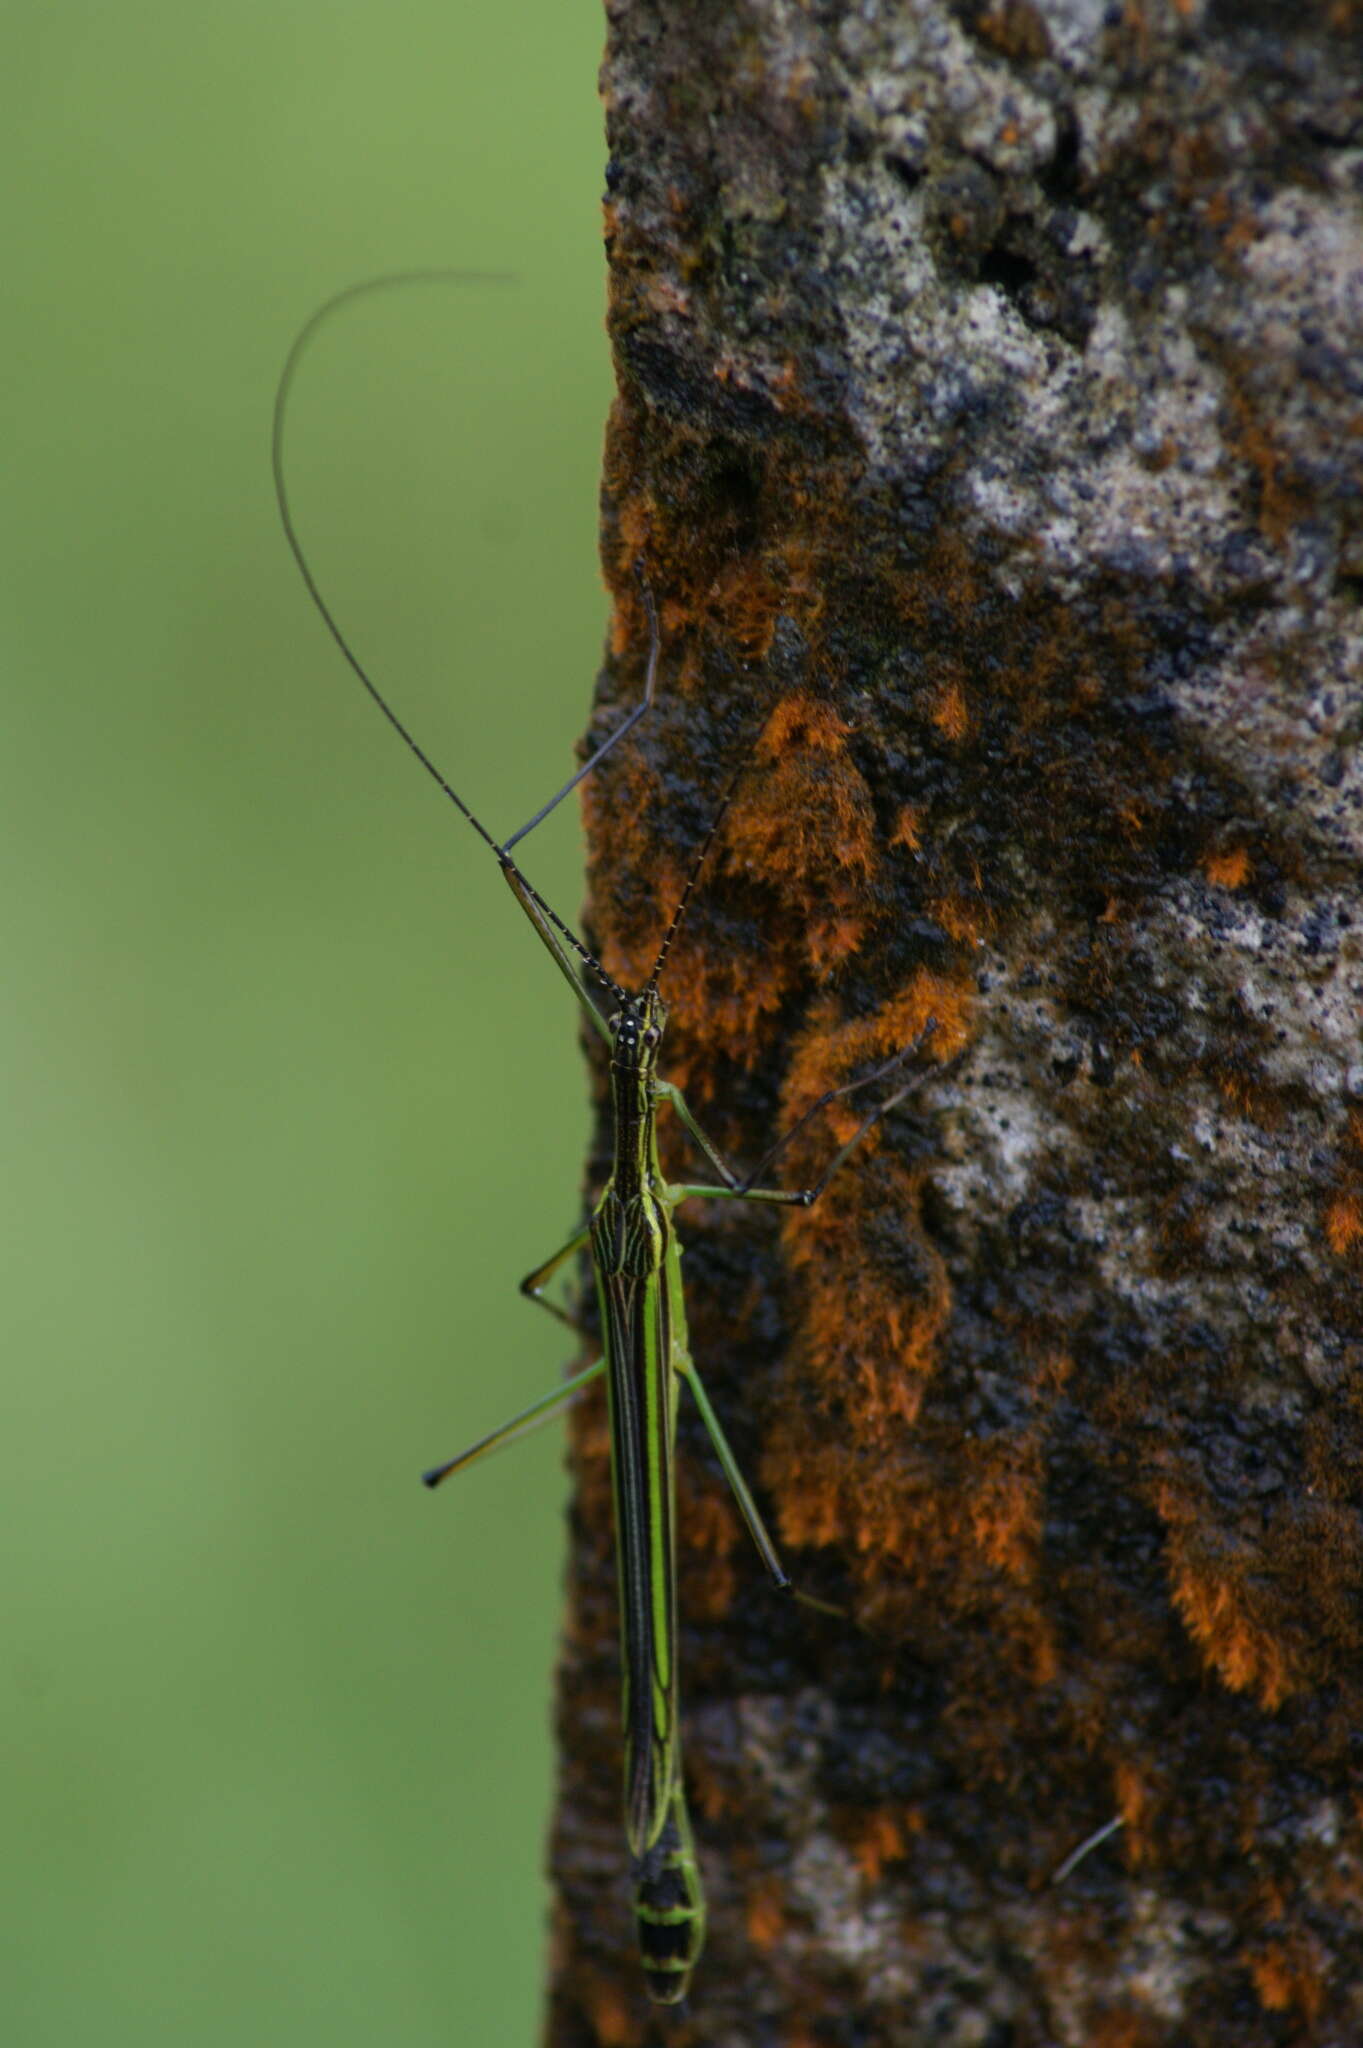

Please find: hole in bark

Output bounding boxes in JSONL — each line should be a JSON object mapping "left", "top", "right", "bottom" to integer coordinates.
{"left": 977, "top": 216, "right": 1096, "bottom": 347}
{"left": 887, "top": 154, "right": 923, "bottom": 192}
{"left": 1041, "top": 108, "right": 1082, "bottom": 203}
{"left": 979, "top": 242, "right": 1037, "bottom": 301}
{"left": 708, "top": 451, "right": 763, "bottom": 548}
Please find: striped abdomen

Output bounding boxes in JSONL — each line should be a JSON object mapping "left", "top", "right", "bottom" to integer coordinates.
{"left": 632, "top": 1776, "right": 705, "bottom": 2004}
{"left": 591, "top": 1186, "right": 679, "bottom": 1858}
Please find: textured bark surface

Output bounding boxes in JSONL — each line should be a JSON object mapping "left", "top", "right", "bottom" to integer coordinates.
{"left": 547, "top": 3, "right": 1363, "bottom": 2043}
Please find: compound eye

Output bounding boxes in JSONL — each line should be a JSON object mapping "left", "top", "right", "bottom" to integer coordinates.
{"left": 607, "top": 1013, "right": 621, "bottom": 1037}
{"left": 642, "top": 1025, "right": 660, "bottom": 1048}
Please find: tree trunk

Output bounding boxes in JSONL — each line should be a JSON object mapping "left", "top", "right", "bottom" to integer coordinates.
{"left": 548, "top": 3, "right": 1363, "bottom": 2042}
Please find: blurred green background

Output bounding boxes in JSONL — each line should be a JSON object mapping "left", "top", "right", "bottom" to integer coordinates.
{"left": 3, "top": 6, "right": 609, "bottom": 2042}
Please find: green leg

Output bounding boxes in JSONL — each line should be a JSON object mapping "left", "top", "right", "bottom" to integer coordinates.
{"left": 659, "top": 1023, "right": 943, "bottom": 1208}
{"left": 519, "top": 1224, "right": 592, "bottom": 1332}
{"left": 676, "top": 1354, "right": 789, "bottom": 1589}
{"left": 653, "top": 1079, "right": 742, "bottom": 1187}
{"left": 669, "top": 1181, "right": 806, "bottom": 1208}
{"left": 679, "top": 1356, "right": 845, "bottom": 1619}
{"left": 501, "top": 865, "right": 612, "bottom": 1044}
{"left": 422, "top": 1354, "right": 605, "bottom": 1489}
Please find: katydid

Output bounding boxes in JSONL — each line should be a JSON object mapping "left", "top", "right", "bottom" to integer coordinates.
{"left": 419, "top": 873, "right": 937, "bottom": 2002}
{"left": 275, "top": 281, "right": 941, "bottom": 2004}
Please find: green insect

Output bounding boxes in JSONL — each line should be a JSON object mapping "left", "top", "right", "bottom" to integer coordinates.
{"left": 275, "top": 280, "right": 939, "bottom": 2004}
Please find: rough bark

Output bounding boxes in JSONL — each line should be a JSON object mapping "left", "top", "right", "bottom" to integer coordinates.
{"left": 548, "top": 3, "right": 1363, "bottom": 2042}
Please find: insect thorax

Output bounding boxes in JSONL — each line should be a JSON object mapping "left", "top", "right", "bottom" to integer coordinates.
{"left": 607, "top": 989, "right": 667, "bottom": 1075}
{"left": 604, "top": 993, "right": 667, "bottom": 1198}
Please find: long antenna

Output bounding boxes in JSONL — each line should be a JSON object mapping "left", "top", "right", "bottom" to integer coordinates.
{"left": 272, "top": 271, "right": 510, "bottom": 862}
{"left": 503, "top": 567, "right": 660, "bottom": 852}
{"left": 271, "top": 271, "right": 624, "bottom": 1002}
{"left": 644, "top": 755, "right": 749, "bottom": 999}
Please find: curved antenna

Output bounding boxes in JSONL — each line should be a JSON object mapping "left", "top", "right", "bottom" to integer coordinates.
{"left": 272, "top": 270, "right": 626, "bottom": 1005}
{"left": 273, "top": 270, "right": 511, "bottom": 861}
{"left": 503, "top": 567, "right": 660, "bottom": 852}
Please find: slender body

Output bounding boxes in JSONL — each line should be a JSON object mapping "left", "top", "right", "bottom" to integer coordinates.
{"left": 422, "top": 918, "right": 932, "bottom": 2002}
{"left": 594, "top": 995, "right": 706, "bottom": 1993}
{"left": 275, "top": 277, "right": 939, "bottom": 2003}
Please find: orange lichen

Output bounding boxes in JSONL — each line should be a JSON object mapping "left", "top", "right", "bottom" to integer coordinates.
{"left": 766, "top": 971, "right": 972, "bottom": 1465}
{"left": 769, "top": 1365, "right": 1065, "bottom": 1670}
{"left": 968, "top": 1452, "right": 1043, "bottom": 1580}
{"left": 1158, "top": 1485, "right": 1300, "bottom": 1709}
{"left": 890, "top": 804, "right": 922, "bottom": 852}
{"left": 1084, "top": 2014, "right": 1161, "bottom": 2048}
{"left": 581, "top": 1971, "right": 641, "bottom": 2047}
{"left": 784, "top": 1170, "right": 949, "bottom": 1430}
{"left": 765, "top": 1327, "right": 933, "bottom": 1548}
{"left": 1024, "top": 1618, "right": 1060, "bottom": 1685}
{"left": 1324, "top": 1192, "right": 1363, "bottom": 1257}
{"left": 1224, "top": 367, "right": 1310, "bottom": 545}
{"left": 612, "top": 488, "right": 654, "bottom": 585}
{"left": 647, "top": 933, "right": 799, "bottom": 1085}
{"left": 759, "top": 696, "right": 850, "bottom": 758}
{"left": 686, "top": 1745, "right": 734, "bottom": 1827}
{"left": 710, "top": 556, "right": 784, "bottom": 660}
{"left": 711, "top": 695, "right": 882, "bottom": 986}
{"left": 771, "top": 539, "right": 827, "bottom": 634}
{"left": 928, "top": 894, "right": 987, "bottom": 946}
{"left": 722, "top": 773, "right": 871, "bottom": 889}
{"left": 1203, "top": 845, "right": 1251, "bottom": 888}
{"left": 1210, "top": 1056, "right": 1282, "bottom": 1129}
{"left": 781, "top": 974, "right": 974, "bottom": 1132}
{"left": 745, "top": 1879, "right": 787, "bottom": 1949}
{"left": 975, "top": 0, "right": 1053, "bottom": 60}
{"left": 676, "top": 1472, "right": 740, "bottom": 1619}
{"left": 1217, "top": 1071, "right": 1254, "bottom": 1117}
{"left": 1114, "top": 1763, "right": 1153, "bottom": 1864}
{"left": 932, "top": 682, "right": 969, "bottom": 742}
{"left": 803, "top": 915, "right": 868, "bottom": 975}
{"left": 851, "top": 1809, "right": 913, "bottom": 1883}
{"left": 1248, "top": 1936, "right": 1327, "bottom": 2021}
{"left": 582, "top": 755, "right": 670, "bottom": 984}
